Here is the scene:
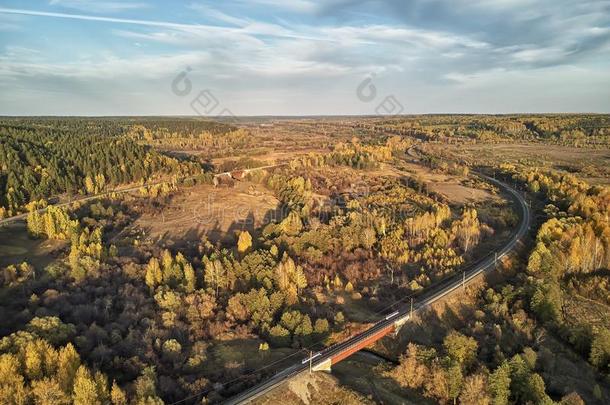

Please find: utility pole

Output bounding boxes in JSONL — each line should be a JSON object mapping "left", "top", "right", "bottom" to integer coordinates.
{"left": 309, "top": 350, "right": 313, "bottom": 374}
{"left": 410, "top": 297, "right": 413, "bottom": 318}
{"left": 494, "top": 252, "right": 498, "bottom": 269}
{"left": 462, "top": 271, "right": 465, "bottom": 291}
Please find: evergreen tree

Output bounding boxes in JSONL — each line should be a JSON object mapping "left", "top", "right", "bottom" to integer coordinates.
{"left": 489, "top": 361, "right": 511, "bottom": 405}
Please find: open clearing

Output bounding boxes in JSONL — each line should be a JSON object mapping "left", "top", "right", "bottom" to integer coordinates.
{"left": 0, "top": 223, "right": 66, "bottom": 268}
{"left": 457, "top": 143, "right": 610, "bottom": 184}
{"left": 397, "top": 161, "right": 499, "bottom": 204}
{"left": 131, "top": 181, "right": 281, "bottom": 246}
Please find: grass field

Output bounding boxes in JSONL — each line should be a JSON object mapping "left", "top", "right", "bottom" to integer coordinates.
{"left": 453, "top": 143, "right": 610, "bottom": 185}
{"left": 0, "top": 223, "right": 66, "bottom": 268}
{"left": 128, "top": 181, "right": 281, "bottom": 247}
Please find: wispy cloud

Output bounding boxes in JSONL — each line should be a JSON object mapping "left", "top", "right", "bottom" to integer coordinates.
{"left": 0, "top": 7, "right": 336, "bottom": 42}
{"left": 320, "top": 25, "right": 489, "bottom": 49}
{"left": 0, "top": 49, "right": 211, "bottom": 81}
{"left": 49, "top": 0, "right": 148, "bottom": 14}
{"left": 0, "top": 7, "right": 230, "bottom": 30}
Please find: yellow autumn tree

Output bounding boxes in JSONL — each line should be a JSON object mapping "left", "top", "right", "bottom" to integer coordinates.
{"left": 451, "top": 208, "right": 481, "bottom": 253}
{"left": 72, "top": 366, "right": 101, "bottom": 405}
{"left": 145, "top": 257, "right": 163, "bottom": 291}
{"left": 274, "top": 254, "right": 307, "bottom": 305}
{"left": 110, "top": 381, "right": 127, "bottom": 405}
{"left": 57, "top": 343, "right": 81, "bottom": 393}
{"left": 0, "top": 354, "right": 28, "bottom": 405}
{"left": 84, "top": 176, "right": 96, "bottom": 194}
{"left": 237, "top": 230, "right": 253, "bottom": 253}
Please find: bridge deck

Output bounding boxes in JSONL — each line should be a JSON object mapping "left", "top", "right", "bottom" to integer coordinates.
{"left": 330, "top": 323, "right": 395, "bottom": 365}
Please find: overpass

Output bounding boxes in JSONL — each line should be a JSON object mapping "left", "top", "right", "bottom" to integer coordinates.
{"left": 223, "top": 172, "right": 531, "bottom": 404}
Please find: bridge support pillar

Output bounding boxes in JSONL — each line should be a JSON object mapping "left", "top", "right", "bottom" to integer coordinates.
{"left": 392, "top": 315, "right": 410, "bottom": 335}
{"left": 311, "top": 358, "right": 332, "bottom": 372}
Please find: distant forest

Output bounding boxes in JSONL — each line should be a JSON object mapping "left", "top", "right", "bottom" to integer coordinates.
{"left": 358, "top": 114, "right": 610, "bottom": 146}
{"left": 0, "top": 118, "right": 233, "bottom": 217}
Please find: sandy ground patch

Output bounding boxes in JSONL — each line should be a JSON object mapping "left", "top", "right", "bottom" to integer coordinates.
{"left": 253, "top": 370, "right": 372, "bottom": 405}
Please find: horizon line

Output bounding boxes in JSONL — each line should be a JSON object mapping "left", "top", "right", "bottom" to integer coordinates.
{"left": 1, "top": 112, "right": 608, "bottom": 118}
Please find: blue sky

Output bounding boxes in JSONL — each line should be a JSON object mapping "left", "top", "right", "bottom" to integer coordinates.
{"left": 1, "top": 0, "right": 609, "bottom": 115}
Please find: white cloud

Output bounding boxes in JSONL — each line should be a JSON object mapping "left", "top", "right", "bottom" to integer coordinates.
{"left": 321, "top": 25, "right": 489, "bottom": 49}
{"left": 0, "top": 50, "right": 211, "bottom": 80}
{"left": 189, "top": 4, "right": 250, "bottom": 26}
{"left": 510, "top": 46, "right": 572, "bottom": 63}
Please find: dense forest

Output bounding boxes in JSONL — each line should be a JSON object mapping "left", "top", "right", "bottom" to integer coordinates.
{"left": 356, "top": 115, "right": 610, "bottom": 147}
{"left": 0, "top": 118, "right": 228, "bottom": 217}
{"left": 513, "top": 167, "right": 610, "bottom": 368}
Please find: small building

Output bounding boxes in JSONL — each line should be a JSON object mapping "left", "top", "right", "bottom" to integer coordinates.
{"left": 230, "top": 170, "right": 247, "bottom": 180}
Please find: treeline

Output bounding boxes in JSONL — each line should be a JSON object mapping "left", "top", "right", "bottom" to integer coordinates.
{"left": 292, "top": 136, "right": 412, "bottom": 170}
{"left": 121, "top": 118, "right": 235, "bottom": 137}
{"left": 355, "top": 114, "right": 610, "bottom": 147}
{"left": 127, "top": 125, "right": 251, "bottom": 157}
{"left": 27, "top": 204, "right": 114, "bottom": 282}
{"left": 0, "top": 118, "right": 202, "bottom": 217}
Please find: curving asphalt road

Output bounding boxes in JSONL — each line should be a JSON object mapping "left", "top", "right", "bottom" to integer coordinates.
{"left": 223, "top": 172, "right": 531, "bottom": 405}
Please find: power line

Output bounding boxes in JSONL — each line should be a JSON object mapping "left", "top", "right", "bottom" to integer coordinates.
{"left": 167, "top": 349, "right": 307, "bottom": 405}
{"left": 165, "top": 241, "right": 509, "bottom": 404}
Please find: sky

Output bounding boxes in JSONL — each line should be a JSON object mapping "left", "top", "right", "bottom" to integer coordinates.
{"left": 1, "top": 0, "right": 609, "bottom": 116}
